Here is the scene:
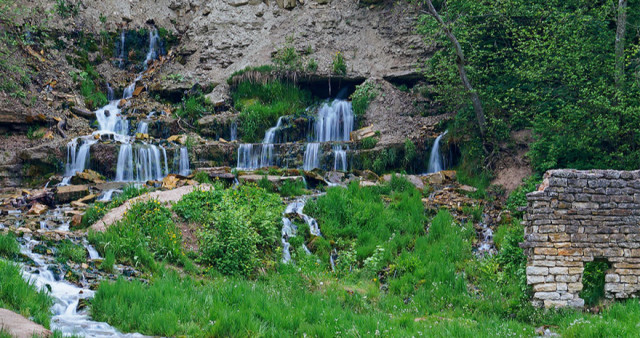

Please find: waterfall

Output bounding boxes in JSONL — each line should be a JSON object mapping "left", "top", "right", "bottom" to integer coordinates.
{"left": 237, "top": 144, "right": 273, "bottom": 170}
{"left": 161, "top": 146, "right": 169, "bottom": 177}
{"left": 19, "top": 239, "right": 142, "bottom": 336}
{"left": 143, "top": 28, "right": 160, "bottom": 69}
{"left": 314, "top": 100, "right": 354, "bottom": 142}
{"left": 136, "top": 120, "right": 149, "bottom": 134}
{"left": 122, "top": 74, "right": 141, "bottom": 100}
{"left": 426, "top": 131, "right": 448, "bottom": 174}
{"left": 303, "top": 143, "right": 321, "bottom": 171}
{"left": 281, "top": 199, "right": 321, "bottom": 263}
{"left": 97, "top": 189, "right": 117, "bottom": 202}
{"left": 64, "top": 138, "right": 97, "bottom": 180}
{"left": 106, "top": 82, "right": 114, "bottom": 101}
{"left": 115, "top": 144, "right": 134, "bottom": 182}
{"left": 135, "top": 144, "right": 165, "bottom": 182}
{"left": 118, "top": 30, "right": 126, "bottom": 68}
{"left": 95, "top": 101, "right": 128, "bottom": 136}
{"left": 179, "top": 147, "right": 190, "bottom": 176}
{"left": 230, "top": 121, "right": 237, "bottom": 141}
{"left": 333, "top": 145, "right": 347, "bottom": 171}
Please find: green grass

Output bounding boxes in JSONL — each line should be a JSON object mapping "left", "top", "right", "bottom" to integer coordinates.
{"left": 0, "top": 261, "right": 52, "bottom": 328}
{"left": 88, "top": 199, "right": 185, "bottom": 271}
{"left": 80, "top": 185, "right": 149, "bottom": 228}
{"left": 233, "top": 80, "right": 312, "bottom": 143}
{"left": 277, "top": 179, "right": 307, "bottom": 197}
{"left": 55, "top": 240, "right": 86, "bottom": 264}
{"left": 359, "top": 136, "right": 378, "bottom": 150}
{"left": 0, "top": 233, "right": 20, "bottom": 259}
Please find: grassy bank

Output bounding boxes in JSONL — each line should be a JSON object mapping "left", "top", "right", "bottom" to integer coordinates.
{"left": 87, "top": 179, "right": 640, "bottom": 337}
{"left": 0, "top": 235, "right": 52, "bottom": 328}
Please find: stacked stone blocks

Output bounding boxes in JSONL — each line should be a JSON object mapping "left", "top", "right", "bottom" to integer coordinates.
{"left": 522, "top": 169, "right": 640, "bottom": 308}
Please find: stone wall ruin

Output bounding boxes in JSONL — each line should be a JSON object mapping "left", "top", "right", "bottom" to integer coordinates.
{"left": 522, "top": 169, "right": 640, "bottom": 308}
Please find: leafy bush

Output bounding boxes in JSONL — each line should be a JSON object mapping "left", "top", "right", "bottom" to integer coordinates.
{"left": 278, "top": 179, "right": 307, "bottom": 197}
{"left": 89, "top": 200, "right": 184, "bottom": 271}
{"left": 273, "top": 37, "right": 301, "bottom": 71}
{"left": 580, "top": 260, "right": 611, "bottom": 306}
{"left": 193, "top": 171, "right": 212, "bottom": 184}
{"left": 332, "top": 52, "right": 347, "bottom": 75}
{"left": 0, "top": 261, "right": 53, "bottom": 328}
{"left": 505, "top": 175, "right": 542, "bottom": 217}
{"left": 350, "top": 81, "right": 377, "bottom": 116}
{"left": 306, "top": 58, "right": 318, "bottom": 73}
{"left": 81, "top": 78, "right": 108, "bottom": 110}
{"left": 0, "top": 233, "right": 19, "bottom": 259}
{"left": 359, "top": 136, "right": 378, "bottom": 150}
{"left": 175, "top": 94, "right": 209, "bottom": 122}
{"left": 173, "top": 185, "right": 283, "bottom": 276}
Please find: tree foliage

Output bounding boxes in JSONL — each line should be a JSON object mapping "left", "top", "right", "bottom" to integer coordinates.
{"left": 416, "top": 0, "right": 640, "bottom": 173}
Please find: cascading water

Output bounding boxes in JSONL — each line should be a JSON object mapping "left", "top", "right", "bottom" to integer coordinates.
{"left": 143, "top": 28, "right": 160, "bottom": 69}
{"left": 115, "top": 144, "right": 134, "bottom": 182}
{"left": 314, "top": 100, "right": 354, "bottom": 142}
{"left": 235, "top": 100, "right": 354, "bottom": 171}
{"left": 230, "top": 121, "right": 237, "bottom": 141}
{"left": 19, "top": 237, "right": 143, "bottom": 337}
{"left": 135, "top": 144, "right": 166, "bottom": 182}
{"left": 426, "top": 131, "right": 448, "bottom": 174}
{"left": 106, "top": 82, "right": 114, "bottom": 101}
{"left": 118, "top": 30, "right": 126, "bottom": 68}
{"left": 303, "top": 143, "right": 321, "bottom": 170}
{"left": 179, "top": 147, "right": 190, "bottom": 176}
{"left": 333, "top": 145, "right": 347, "bottom": 171}
{"left": 237, "top": 117, "right": 284, "bottom": 169}
{"left": 281, "top": 198, "right": 321, "bottom": 263}
{"left": 136, "top": 120, "right": 149, "bottom": 134}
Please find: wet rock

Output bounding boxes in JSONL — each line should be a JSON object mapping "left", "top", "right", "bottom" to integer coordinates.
{"left": 325, "top": 171, "right": 345, "bottom": 185}
{"left": 55, "top": 185, "right": 89, "bottom": 204}
{"left": 70, "top": 201, "right": 88, "bottom": 209}
{"left": 76, "top": 298, "right": 89, "bottom": 312}
{"left": 27, "top": 203, "right": 48, "bottom": 215}
{"left": 350, "top": 125, "right": 376, "bottom": 142}
{"left": 71, "top": 170, "right": 106, "bottom": 185}
{"left": 76, "top": 194, "right": 97, "bottom": 204}
{"left": 195, "top": 167, "right": 235, "bottom": 180}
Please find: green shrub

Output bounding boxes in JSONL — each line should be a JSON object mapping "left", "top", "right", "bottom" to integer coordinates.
{"left": 580, "top": 260, "right": 611, "bottom": 306}
{"left": 81, "top": 79, "right": 108, "bottom": 110}
{"left": 0, "top": 261, "right": 53, "bottom": 328}
{"left": 350, "top": 81, "right": 377, "bottom": 116}
{"left": 360, "top": 136, "right": 378, "bottom": 150}
{"left": 332, "top": 52, "right": 347, "bottom": 75}
{"left": 193, "top": 171, "right": 212, "bottom": 184}
{"left": 173, "top": 185, "right": 283, "bottom": 276}
{"left": 306, "top": 58, "right": 318, "bottom": 73}
{"left": 505, "top": 175, "right": 542, "bottom": 217}
{"left": 278, "top": 179, "right": 307, "bottom": 197}
{"left": 81, "top": 185, "right": 149, "bottom": 228}
{"left": 175, "top": 94, "right": 209, "bottom": 122}
{"left": 273, "top": 39, "right": 301, "bottom": 71}
{"left": 0, "top": 233, "right": 19, "bottom": 259}
{"left": 89, "top": 200, "right": 184, "bottom": 271}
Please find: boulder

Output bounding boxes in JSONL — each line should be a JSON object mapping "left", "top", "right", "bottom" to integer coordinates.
{"left": 350, "top": 125, "right": 376, "bottom": 142}
{"left": 196, "top": 167, "right": 235, "bottom": 180}
{"left": 162, "top": 174, "right": 181, "bottom": 189}
{"left": 55, "top": 185, "right": 89, "bottom": 204}
{"left": 28, "top": 203, "right": 48, "bottom": 215}
{"left": 71, "top": 213, "right": 84, "bottom": 227}
{"left": 71, "top": 201, "right": 88, "bottom": 209}
{"left": 71, "top": 170, "right": 106, "bottom": 185}
{"left": 204, "top": 83, "right": 231, "bottom": 107}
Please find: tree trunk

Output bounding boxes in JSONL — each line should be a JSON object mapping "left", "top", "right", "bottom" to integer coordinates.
{"left": 615, "top": 0, "right": 627, "bottom": 87}
{"left": 425, "top": 0, "right": 487, "bottom": 137}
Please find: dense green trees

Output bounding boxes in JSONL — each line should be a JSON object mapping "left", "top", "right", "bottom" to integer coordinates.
{"left": 417, "top": 0, "right": 640, "bottom": 172}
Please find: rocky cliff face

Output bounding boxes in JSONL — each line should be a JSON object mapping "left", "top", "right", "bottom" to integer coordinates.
{"left": 21, "top": 0, "right": 430, "bottom": 84}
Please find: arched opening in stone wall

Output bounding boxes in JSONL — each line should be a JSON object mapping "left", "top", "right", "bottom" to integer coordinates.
{"left": 580, "top": 258, "right": 612, "bottom": 307}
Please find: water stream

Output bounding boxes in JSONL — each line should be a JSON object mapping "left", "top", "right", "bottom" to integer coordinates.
{"left": 281, "top": 198, "right": 322, "bottom": 263}
{"left": 426, "top": 130, "right": 448, "bottom": 174}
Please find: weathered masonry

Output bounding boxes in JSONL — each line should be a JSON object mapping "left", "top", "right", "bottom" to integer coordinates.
{"left": 522, "top": 169, "right": 640, "bottom": 308}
